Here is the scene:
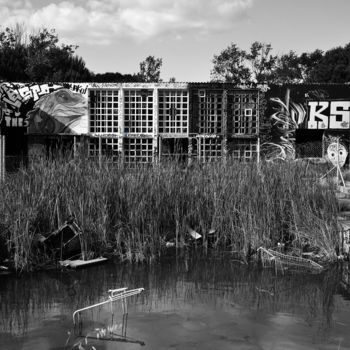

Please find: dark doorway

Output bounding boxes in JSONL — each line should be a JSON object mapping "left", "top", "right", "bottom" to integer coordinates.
{"left": 4, "top": 127, "right": 27, "bottom": 171}
{"left": 160, "top": 138, "right": 188, "bottom": 162}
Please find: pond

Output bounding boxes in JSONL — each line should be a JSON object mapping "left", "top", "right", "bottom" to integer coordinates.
{"left": 1, "top": 253, "right": 350, "bottom": 350}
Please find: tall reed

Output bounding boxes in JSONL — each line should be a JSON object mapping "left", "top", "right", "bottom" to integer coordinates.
{"left": 0, "top": 156, "right": 339, "bottom": 271}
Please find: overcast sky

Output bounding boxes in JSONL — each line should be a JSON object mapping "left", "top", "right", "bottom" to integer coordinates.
{"left": 1, "top": 0, "right": 350, "bottom": 81}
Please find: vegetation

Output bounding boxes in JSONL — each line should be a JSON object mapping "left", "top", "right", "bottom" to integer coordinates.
{"left": 0, "top": 25, "right": 164, "bottom": 83}
{"left": 0, "top": 25, "right": 92, "bottom": 82}
{"left": 211, "top": 41, "right": 350, "bottom": 84}
{"left": 0, "top": 156, "right": 339, "bottom": 272}
{"left": 137, "top": 55, "right": 163, "bottom": 82}
{"left": 211, "top": 41, "right": 277, "bottom": 84}
{"left": 2, "top": 24, "right": 350, "bottom": 84}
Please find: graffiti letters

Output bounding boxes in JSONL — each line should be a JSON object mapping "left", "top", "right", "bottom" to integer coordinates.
{"left": 307, "top": 101, "right": 350, "bottom": 129}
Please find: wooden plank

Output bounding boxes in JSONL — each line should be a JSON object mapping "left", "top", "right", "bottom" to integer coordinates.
{"left": 338, "top": 198, "right": 350, "bottom": 211}
{"left": 338, "top": 220, "right": 350, "bottom": 231}
{"left": 335, "top": 191, "right": 349, "bottom": 199}
{"left": 59, "top": 257, "right": 108, "bottom": 269}
{"left": 338, "top": 186, "right": 350, "bottom": 194}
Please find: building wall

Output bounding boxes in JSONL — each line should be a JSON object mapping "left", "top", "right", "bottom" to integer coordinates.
{"left": 0, "top": 81, "right": 262, "bottom": 165}
{"left": 87, "top": 83, "right": 261, "bottom": 163}
{"left": 265, "top": 84, "right": 350, "bottom": 160}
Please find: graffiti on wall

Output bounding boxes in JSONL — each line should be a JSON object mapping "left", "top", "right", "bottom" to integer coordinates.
{"left": 307, "top": 101, "right": 350, "bottom": 129}
{"left": 262, "top": 97, "right": 306, "bottom": 160}
{"left": 0, "top": 82, "right": 89, "bottom": 134}
{"left": 327, "top": 140, "right": 348, "bottom": 167}
{"left": 265, "top": 86, "right": 350, "bottom": 160}
{"left": 0, "top": 82, "right": 63, "bottom": 127}
{"left": 27, "top": 89, "right": 88, "bottom": 134}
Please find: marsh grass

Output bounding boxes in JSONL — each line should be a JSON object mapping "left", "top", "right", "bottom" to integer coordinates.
{"left": 0, "top": 156, "right": 340, "bottom": 271}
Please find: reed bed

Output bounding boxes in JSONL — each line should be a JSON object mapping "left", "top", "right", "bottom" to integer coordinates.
{"left": 0, "top": 156, "right": 340, "bottom": 271}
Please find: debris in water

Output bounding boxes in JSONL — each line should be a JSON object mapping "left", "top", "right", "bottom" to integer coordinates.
{"left": 258, "top": 247, "right": 324, "bottom": 272}
{"left": 187, "top": 227, "right": 202, "bottom": 240}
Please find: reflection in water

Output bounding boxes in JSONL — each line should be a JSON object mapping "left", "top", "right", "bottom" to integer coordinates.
{"left": 69, "top": 288, "right": 145, "bottom": 349}
{"left": 68, "top": 313, "right": 145, "bottom": 349}
{"left": 0, "top": 256, "right": 350, "bottom": 349}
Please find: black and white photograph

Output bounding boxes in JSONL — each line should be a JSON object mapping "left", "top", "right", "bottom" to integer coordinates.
{"left": 1, "top": 0, "right": 350, "bottom": 349}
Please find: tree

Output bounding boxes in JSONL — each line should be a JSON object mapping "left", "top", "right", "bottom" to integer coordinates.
{"left": 93, "top": 72, "right": 139, "bottom": 82}
{"left": 272, "top": 51, "right": 303, "bottom": 84}
{"left": 298, "top": 49, "right": 324, "bottom": 82}
{"left": 210, "top": 43, "right": 250, "bottom": 84}
{"left": 306, "top": 45, "right": 350, "bottom": 83}
{"left": 0, "top": 25, "right": 29, "bottom": 81}
{"left": 25, "top": 28, "right": 92, "bottom": 82}
{"left": 0, "top": 25, "right": 92, "bottom": 82}
{"left": 138, "top": 55, "right": 163, "bottom": 82}
{"left": 247, "top": 41, "right": 277, "bottom": 83}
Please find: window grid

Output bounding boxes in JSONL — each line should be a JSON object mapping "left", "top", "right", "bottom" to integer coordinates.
{"left": 159, "top": 90, "right": 188, "bottom": 134}
{"left": 229, "top": 139, "right": 257, "bottom": 160}
{"left": 124, "top": 90, "right": 153, "bottom": 134}
{"left": 198, "top": 138, "right": 222, "bottom": 160}
{"left": 89, "top": 90, "right": 119, "bottom": 133}
{"left": 88, "top": 137, "right": 119, "bottom": 162}
{"left": 198, "top": 92, "right": 223, "bottom": 134}
{"left": 124, "top": 138, "right": 153, "bottom": 163}
{"left": 228, "top": 92, "right": 258, "bottom": 135}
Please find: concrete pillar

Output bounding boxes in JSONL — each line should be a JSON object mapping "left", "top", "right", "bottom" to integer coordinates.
{"left": 188, "top": 137, "right": 193, "bottom": 165}
{"left": 152, "top": 88, "right": 159, "bottom": 163}
{"left": 118, "top": 88, "right": 125, "bottom": 159}
{"left": 222, "top": 90, "right": 228, "bottom": 161}
{"left": 98, "top": 135, "right": 102, "bottom": 168}
{"left": 158, "top": 135, "right": 162, "bottom": 162}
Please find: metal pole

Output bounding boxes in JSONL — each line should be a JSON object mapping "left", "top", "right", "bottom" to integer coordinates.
{"left": 72, "top": 288, "right": 144, "bottom": 324}
{"left": 0, "top": 135, "right": 2, "bottom": 181}
{"left": 99, "top": 135, "right": 102, "bottom": 168}
{"left": 285, "top": 87, "right": 290, "bottom": 111}
{"left": 73, "top": 135, "right": 77, "bottom": 158}
{"left": 0, "top": 135, "right": 5, "bottom": 181}
{"left": 158, "top": 136, "right": 162, "bottom": 163}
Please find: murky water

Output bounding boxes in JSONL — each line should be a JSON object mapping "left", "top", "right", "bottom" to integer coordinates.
{"left": 1, "top": 254, "right": 350, "bottom": 350}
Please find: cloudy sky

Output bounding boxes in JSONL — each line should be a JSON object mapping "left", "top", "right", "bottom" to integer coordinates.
{"left": 1, "top": 0, "right": 349, "bottom": 81}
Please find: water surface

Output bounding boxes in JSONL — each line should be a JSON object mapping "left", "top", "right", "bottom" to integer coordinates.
{"left": 1, "top": 254, "right": 350, "bottom": 350}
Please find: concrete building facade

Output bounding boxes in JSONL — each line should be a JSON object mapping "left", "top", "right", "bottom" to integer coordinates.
{"left": 87, "top": 82, "right": 261, "bottom": 163}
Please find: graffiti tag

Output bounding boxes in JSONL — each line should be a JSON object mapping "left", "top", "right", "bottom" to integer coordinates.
{"left": 307, "top": 101, "right": 350, "bottom": 129}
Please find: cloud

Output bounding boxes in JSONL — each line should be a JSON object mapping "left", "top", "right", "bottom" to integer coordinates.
{"left": 0, "top": 0, "right": 254, "bottom": 45}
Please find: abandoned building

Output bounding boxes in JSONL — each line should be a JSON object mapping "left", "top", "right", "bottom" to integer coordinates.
{"left": 0, "top": 82, "right": 261, "bottom": 170}
{"left": 1, "top": 81, "right": 350, "bottom": 174}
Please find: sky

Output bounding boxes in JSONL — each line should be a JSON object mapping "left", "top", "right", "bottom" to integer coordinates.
{"left": 1, "top": 0, "right": 350, "bottom": 82}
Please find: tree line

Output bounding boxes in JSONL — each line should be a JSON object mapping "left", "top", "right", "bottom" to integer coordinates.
{"left": 1, "top": 25, "right": 350, "bottom": 84}
{"left": 0, "top": 25, "right": 163, "bottom": 83}
{"left": 211, "top": 41, "right": 350, "bottom": 84}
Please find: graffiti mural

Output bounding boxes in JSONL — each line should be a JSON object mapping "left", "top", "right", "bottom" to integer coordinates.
{"left": 262, "top": 97, "right": 300, "bottom": 160}
{"left": 26, "top": 89, "right": 88, "bottom": 134}
{"left": 0, "top": 82, "right": 63, "bottom": 127}
{"left": 327, "top": 140, "right": 348, "bottom": 167}
{"left": 0, "top": 82, "right": 90, "bottom": 133}
{"left": 265, "top": 84, "right": 350, "bottom": 160}
{"left": 307, "top": 100, "right": 350, "bottom": 129}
